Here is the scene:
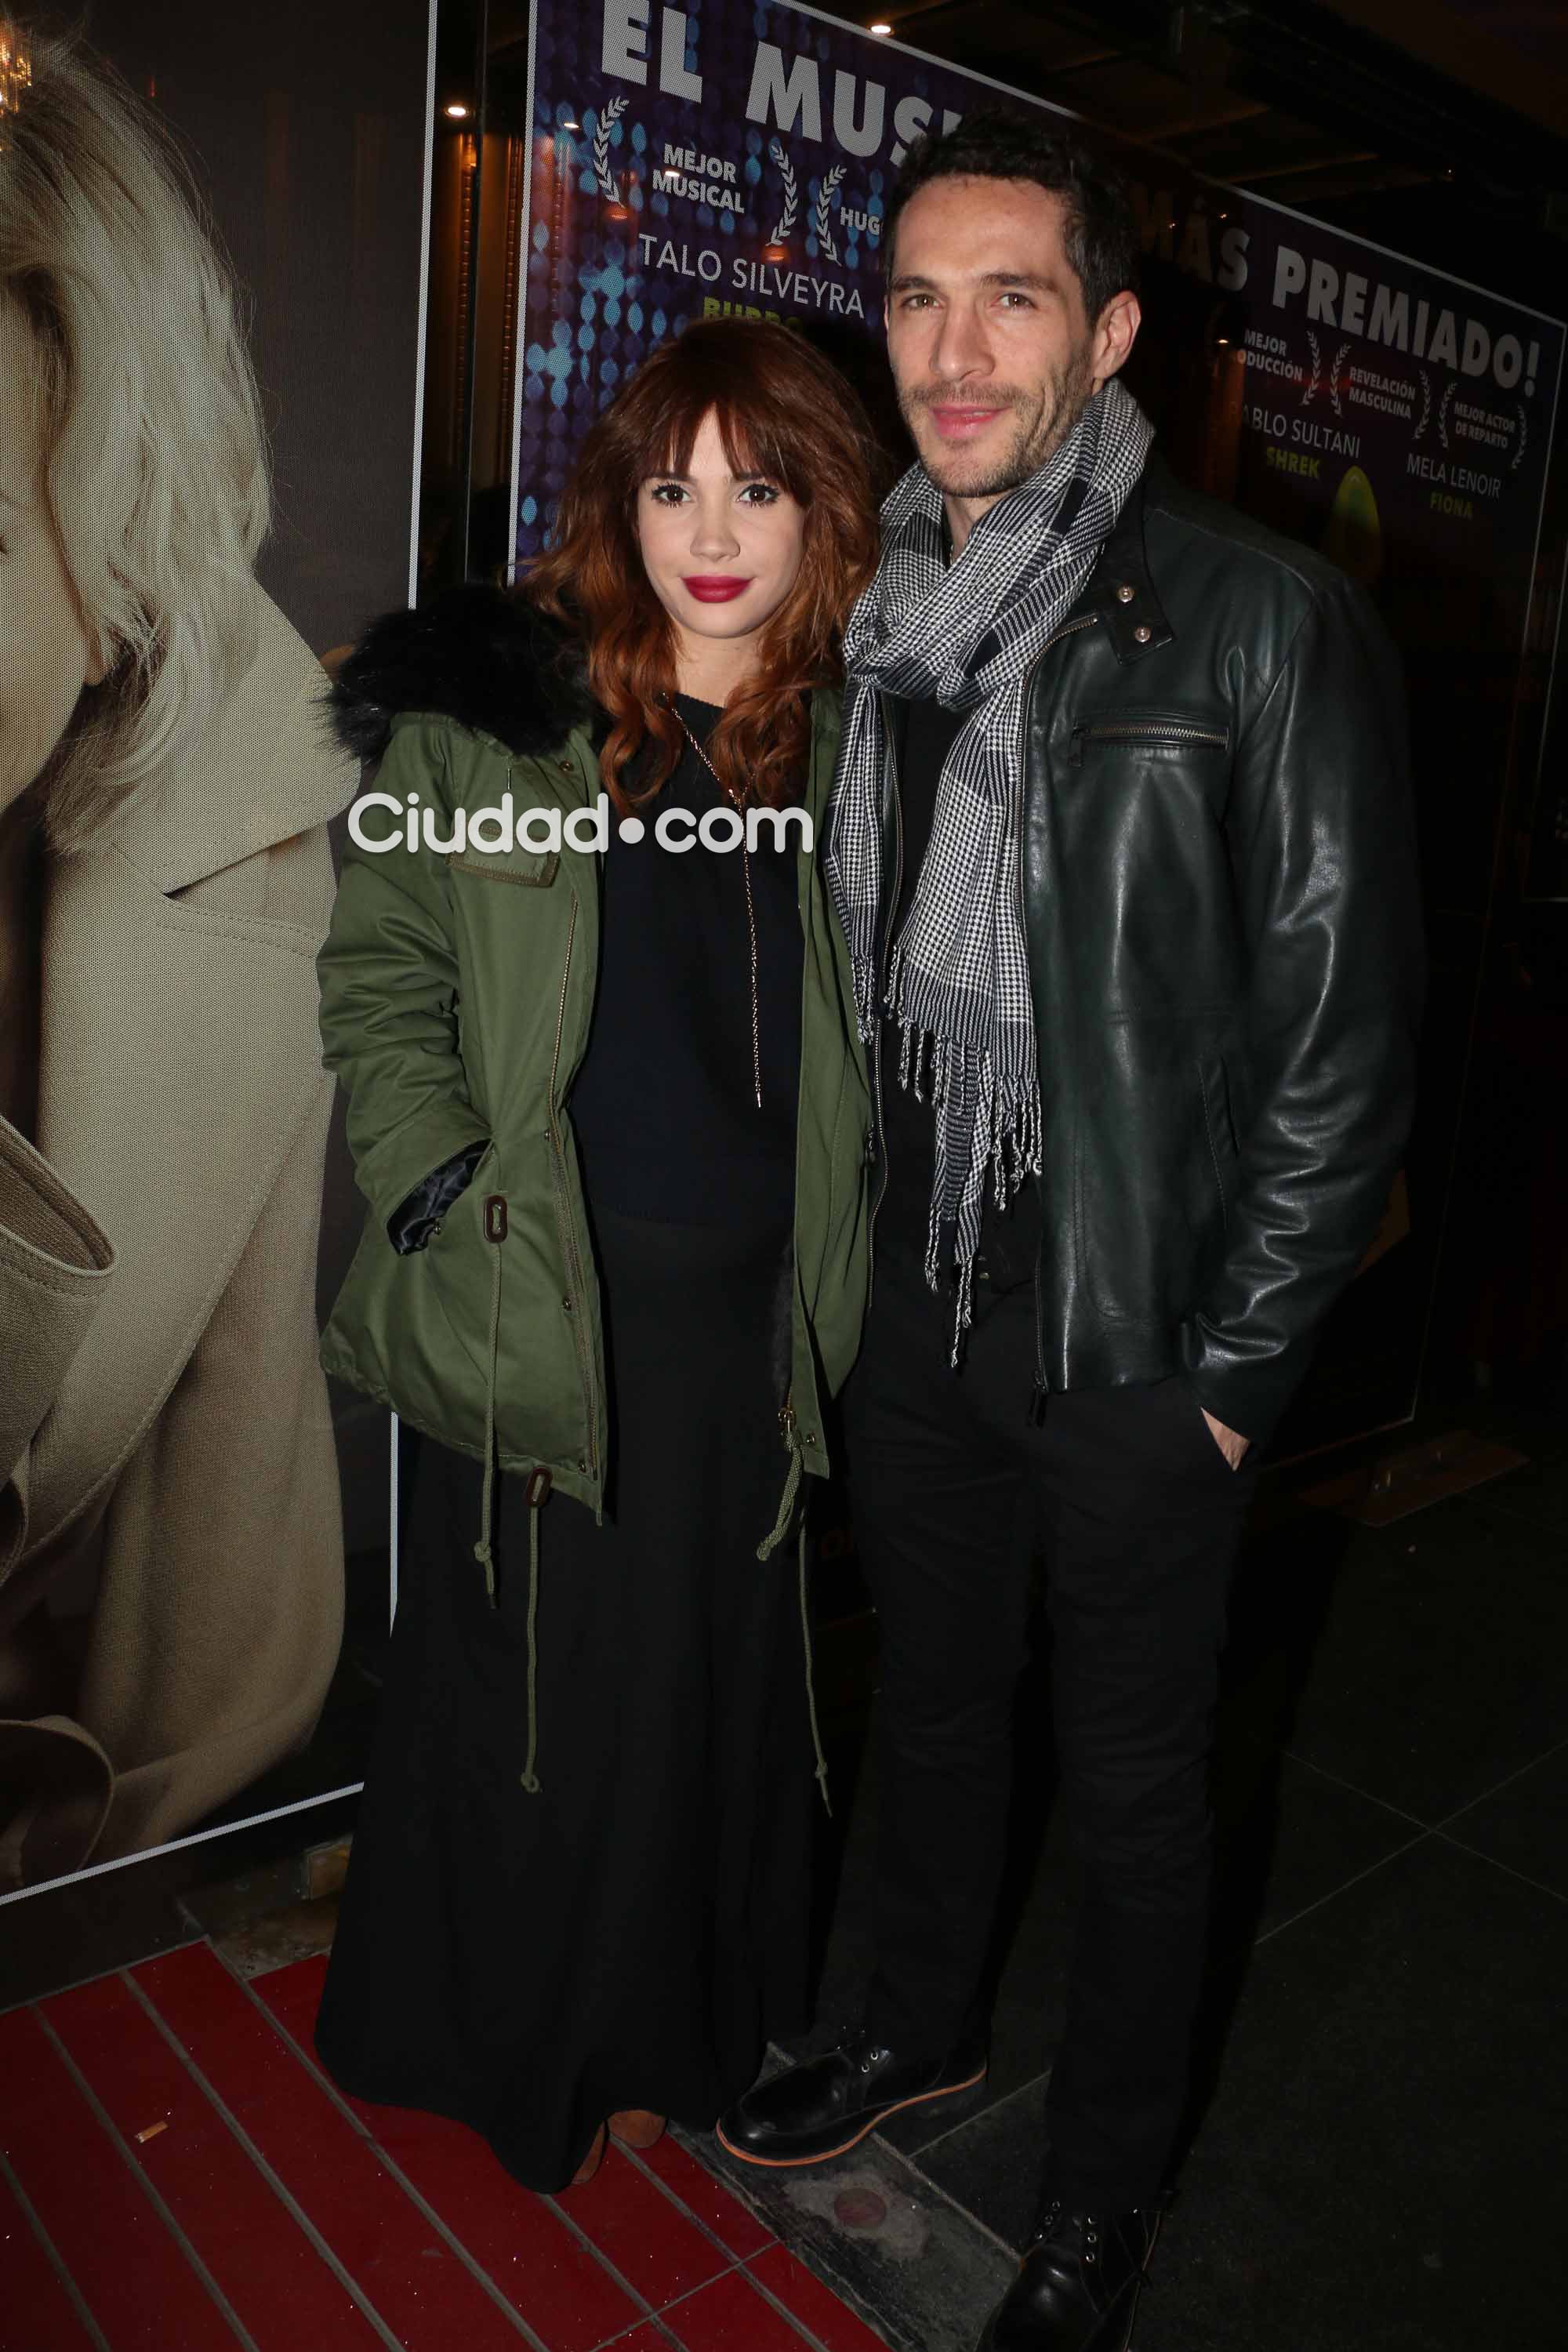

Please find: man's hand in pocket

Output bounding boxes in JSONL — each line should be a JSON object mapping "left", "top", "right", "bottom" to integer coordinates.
{"left": 1201, "top": 1409, "right": 1251, "bottom": 1470}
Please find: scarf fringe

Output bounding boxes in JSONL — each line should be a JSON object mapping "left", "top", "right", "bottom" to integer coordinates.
{"left": 902, "top": 1022, "right": 1045, "bottom": 1362}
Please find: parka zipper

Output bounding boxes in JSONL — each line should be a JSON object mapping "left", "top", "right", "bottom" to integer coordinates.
{"left": 544, "top": 898, "right": 597, "bottom": 1476}
{"left": 864, "top": 687, "right": 905, "bottom": 1313}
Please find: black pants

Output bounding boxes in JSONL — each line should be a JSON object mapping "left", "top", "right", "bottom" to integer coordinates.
{"left": 842, "top": 1255, "right": 1256, "bottom": 2209}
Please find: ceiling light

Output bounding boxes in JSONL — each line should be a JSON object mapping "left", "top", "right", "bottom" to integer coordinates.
{"left": 445, "top": 102, "right": 470, "bottom": 119}
{"left": 869, "top": 19, "right": 894, "bottom": 33}
{"left": 1, "top": 22, "right": 33, "bottom": 119}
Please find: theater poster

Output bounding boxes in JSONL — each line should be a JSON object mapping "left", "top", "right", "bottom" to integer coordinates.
{"left": 0, "top": 1, "right": 433, "bottom": 1915}
{"left": 505, "top": 0, "right": 1564, "bottom": 1459}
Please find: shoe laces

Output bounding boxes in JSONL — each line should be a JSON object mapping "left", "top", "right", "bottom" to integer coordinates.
{"left": 828, "top": 2028, "right": 891, "bottom": 2074}
{"left": 1029, "top": 2201, "right": 1145, "bottom": 2268}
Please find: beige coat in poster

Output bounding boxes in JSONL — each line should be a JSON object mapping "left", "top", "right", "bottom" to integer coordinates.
{"left": 0, "top": 591, "right": 355, "bottom": 1889}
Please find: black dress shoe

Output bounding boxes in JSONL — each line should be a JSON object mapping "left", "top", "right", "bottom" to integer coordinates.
{"left": 716, "top": 2027, "right": 987, "bottom": 2167}
{"left": 976, "top": 2199, "right": 1160, "bottom": 2351}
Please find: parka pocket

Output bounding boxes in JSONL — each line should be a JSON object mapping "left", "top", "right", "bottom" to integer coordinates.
{"left": 424, "top": 1142, "right": 500, "bottom": 1381}
{"left": 452, "top": 848, "right": 560, "bottom": 888}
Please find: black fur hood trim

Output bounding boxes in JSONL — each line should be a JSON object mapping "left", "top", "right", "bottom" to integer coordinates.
{"left": 326, "top": 582, "right": 596, "bottom": 764}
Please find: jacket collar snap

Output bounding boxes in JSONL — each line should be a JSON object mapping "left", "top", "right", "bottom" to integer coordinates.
{"left": 1080, "top": 464, "right": 1174, "bottom": 664}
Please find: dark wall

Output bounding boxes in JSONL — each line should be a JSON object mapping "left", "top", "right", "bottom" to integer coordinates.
{"left": 74, "top": 0, "right": 432, "bottom": 660}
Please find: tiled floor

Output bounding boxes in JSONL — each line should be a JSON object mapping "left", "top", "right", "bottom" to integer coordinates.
{"left": 775, "top": 1392, "right": 1568, "bottom": 2352}
{"left": 0, "top": 1940, "right": 887, "bottom": 2352}
{"left": 4, "top": 1391, "right": 1565, "bottom": 2352}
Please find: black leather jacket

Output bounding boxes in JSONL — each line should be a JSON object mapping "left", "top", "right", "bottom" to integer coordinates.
{"left": 869, "top": 453, "right": 1425, "bottom": 1446}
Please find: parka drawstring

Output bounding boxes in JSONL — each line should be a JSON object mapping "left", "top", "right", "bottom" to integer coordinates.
{"left": 755, "top": 1436, "right": 803, "bottom": 1566}
{"left": 472, "top": 1193, "right": 547, "bottom": 1797}
{"left": 797, "top": 1521, "right": 830, "bottom": 1817}
{"left": 757, "top": 1410, "right": 831, "bottom": 1815}
{"left": 474, "top": 1196, "right": 508, "bottom": 1606}
{"left": 520, "top": 1499, "right": 543, "bottom": 1795}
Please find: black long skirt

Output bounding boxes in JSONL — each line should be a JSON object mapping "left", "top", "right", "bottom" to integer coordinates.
{"left": 314, "top": 1206, "right": 814, "bottom": 2190}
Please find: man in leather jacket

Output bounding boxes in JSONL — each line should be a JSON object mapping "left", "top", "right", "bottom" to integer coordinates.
{"left": 717, "top": 113, "right": 1424, "bottom": 2352}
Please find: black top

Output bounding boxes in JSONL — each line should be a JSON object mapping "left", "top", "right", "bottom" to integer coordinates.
{"left": 568, "top": 695, "right": 803, "bottom": 1227}
{"left": 874, "top": 695, "right": 1043, "bottom": 1291}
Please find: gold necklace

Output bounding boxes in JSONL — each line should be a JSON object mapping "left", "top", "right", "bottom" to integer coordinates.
{"left": 673, "top": 710, "right": 763, "bottom": 1112}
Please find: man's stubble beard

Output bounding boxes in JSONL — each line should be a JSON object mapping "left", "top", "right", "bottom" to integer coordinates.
{"left": 902, "top": 347, "right": 1097, "bottom": 500}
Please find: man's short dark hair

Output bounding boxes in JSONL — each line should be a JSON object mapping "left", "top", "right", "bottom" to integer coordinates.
{"left": 884, "top": 110, "right": 1139, "bottom": 323}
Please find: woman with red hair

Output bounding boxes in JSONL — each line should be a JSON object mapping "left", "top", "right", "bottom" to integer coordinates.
{"left": 311, "top": 319, "right": 880, "bottom": 2190}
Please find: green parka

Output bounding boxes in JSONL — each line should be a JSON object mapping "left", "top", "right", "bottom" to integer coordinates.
{"left": 317, "top": 589, "right": 871, "bottom": 1565}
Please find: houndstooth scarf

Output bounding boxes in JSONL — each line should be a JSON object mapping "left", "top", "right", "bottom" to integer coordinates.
{"left": 826, "top": 378, "right": 1153, "bottom": 1356}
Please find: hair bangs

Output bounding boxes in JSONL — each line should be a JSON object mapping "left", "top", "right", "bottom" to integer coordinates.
{"left": 633, "top": 320, "right": 823, "bottom": 504}
{"left": 717, "top": 394, "right": 808, "bottom": 503}
{"left": 637, "top": 374, "right": 796, "bottom": 503}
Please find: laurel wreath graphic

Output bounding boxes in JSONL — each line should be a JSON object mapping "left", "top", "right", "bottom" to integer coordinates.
{"left": 1329, "top": 340, "right": 1351, "bottom": 419}
{"left": 1512, "top": 399, "right": 1527, "bottom": 473}
{"left": 1302, "top": 331, "right": 1321, "bottom": 407}
{"left": 1437, "top": 378, "right": 1454, "bottom": 449}
{"left": 593, "top": 95, "right": 629, "bottom": 205}
{"left": 768, "top": 139, "right": 798, "bottom": 244}
{"left": 814, "top": 164, "right": 845, "bottom": 263}
{"left": 1414, "top": 365, "right": 1432, "bottom": 441}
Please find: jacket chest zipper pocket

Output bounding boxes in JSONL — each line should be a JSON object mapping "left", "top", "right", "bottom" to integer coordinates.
{"left": 1070, "top": 720, "right": 1229, "bottom": 765}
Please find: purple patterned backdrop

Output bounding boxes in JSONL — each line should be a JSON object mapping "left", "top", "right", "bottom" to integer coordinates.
{"left": 512, "top": 0, "right": 1563, "bottom": 585}
{"left": 513, "top": 0, "right": 972, "bottom": 557}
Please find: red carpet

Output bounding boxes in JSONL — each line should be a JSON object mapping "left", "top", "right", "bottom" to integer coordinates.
{"left": 0, "top": 1944, "right": 888, "bottom": 2351}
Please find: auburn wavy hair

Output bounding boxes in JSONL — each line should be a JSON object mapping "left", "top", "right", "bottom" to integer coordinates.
{"left": 527, "top": 318, "right": 880, "bottom": 812}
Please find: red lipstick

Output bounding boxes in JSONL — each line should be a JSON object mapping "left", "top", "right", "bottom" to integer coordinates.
{"left": 682, "top": 575, "right": 751, "bottom": 602}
